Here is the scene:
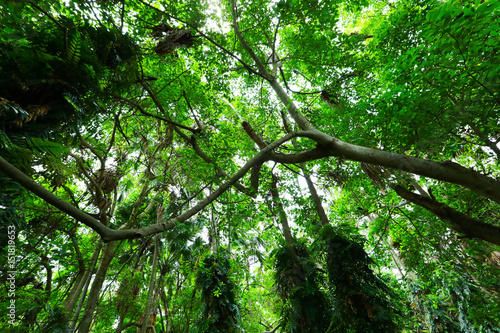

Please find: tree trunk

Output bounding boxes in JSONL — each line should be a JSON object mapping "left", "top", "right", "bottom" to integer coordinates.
{"left": 70, "top": 248, "right": 99, "bottom": 330}
{"left": 270, "top": 174, "right": 294, "bottom": 247}
{"left": 270, "top": 173, "right": 297, "bottom": 260}
{"left": 78, "top": 241, "right": 117, "bottom": 332}
{"left": 65, "top": 241, "right": 101, "bottom": 322}
{"left": 301, "top": 165, "right": 330, "bottom": 226}
{"left": 140, "top": 234, "right": 159, "bottom": 333}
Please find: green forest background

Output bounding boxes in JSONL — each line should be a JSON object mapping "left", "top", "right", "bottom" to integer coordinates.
{"left": 0, "top": 0, "right": 499, "bottom": 332}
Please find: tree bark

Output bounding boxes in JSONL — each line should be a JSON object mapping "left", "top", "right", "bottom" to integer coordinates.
{"left": 301, "top": 166, "right": 330, "bottom": 226}
{"left": 70, "top": 244, "right": 101, "bottom": 330}
{"left": 270, "top": 174, "right": 298, "bottom": 259}
{"left": 394, "top": 185, "right": 500, "bottom": 245}
{"left": 78, "top": 241, "right": 117, "bottom": 332}
{"left": 140, "top": 234, "right": 159, "bottom": 333}
{"left": 65, "top": 241, "right": 102, "bottom": 322}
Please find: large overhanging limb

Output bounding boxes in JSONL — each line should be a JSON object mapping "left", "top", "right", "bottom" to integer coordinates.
{"left": 394, "top": 185, "right": 500, "bottom": 246}
{"left": 326, "top": 139, "right": 500, "bottom": 205}
{"left": 0, "top": 156, "right": 140, "bottom": 242}
{"left": 241, "top": 121, "right": 500, "bottom": 204}
{"left": 0, "top": 131, "right": 306, "bottom": 241}
{"left": 266, "top": 139, "right": 500, "bottom": 204}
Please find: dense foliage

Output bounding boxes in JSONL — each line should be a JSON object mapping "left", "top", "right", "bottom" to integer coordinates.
{"left": 273, "top": 242, "right": 331, "bottom": 333}
{"left": 1, "top": 0, "right": 499, "bottom": 332}
{"left": 194, "top": 249, "right": 241, "bottom": 332}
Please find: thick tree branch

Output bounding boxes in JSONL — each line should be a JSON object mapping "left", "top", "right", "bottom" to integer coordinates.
{"left": 301, "top": 166, "right": 330, "bottom": 226}
{"left": 326, "top": 140, "right": 500, "bottom": 204}
{"left": 5, "top": 125, "right": 498, "bottom": 243}
{"left": 0, "top": 156, "right": 139, "bottom": 242}
{"left": 394, "top": 185, "right": 500, "bottom": 246}
{"left": 239, "top": 121, "right": 270, "bottom": 195}
{"left": 242, "top": 120, "right": 267, "bottom": 149}
{"left": 267, "top": 141, "right": 500, "bottom": 204}
{"left": 1, "top": 131, "right": 304, "bottom": 241}
{"left": 270, "top": 174, "right": 296, "bottom": 248}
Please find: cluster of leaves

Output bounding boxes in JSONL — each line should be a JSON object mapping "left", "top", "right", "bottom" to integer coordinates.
{"left": 193, "top": 248, "right": 242, "bottom": 333}
{"left": 0, "top": 1, "right": 139, "bottom": 234}
{"left": 358, "top": 0, "right": 500, "bottom": 158}
{"left": 316, "top": 225, "right": 401, "bottom": 333}
{"left": 0, "top": 2, "right": 137, "bottom": 140}
{"left": 273, "top": 241, "right": 331, "bottom": 333}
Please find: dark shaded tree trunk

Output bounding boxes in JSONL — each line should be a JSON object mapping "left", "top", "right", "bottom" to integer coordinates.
{"left": 270, "top": 173, "right": 297, "bottom": 258}
{"left": 301, "top": 165, "right": 330, "bottom": 226}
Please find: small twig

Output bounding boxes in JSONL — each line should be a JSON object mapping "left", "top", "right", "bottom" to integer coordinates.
{"left": 114, "top": 94, "right": 197, "bottom": 133}
{"left": 28, "top": 1, "right": 65, "bottom": 30}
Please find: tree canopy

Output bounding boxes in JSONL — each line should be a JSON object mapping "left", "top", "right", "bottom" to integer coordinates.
{"left": 1, "top": 0, "right": 499, "bottom": 332}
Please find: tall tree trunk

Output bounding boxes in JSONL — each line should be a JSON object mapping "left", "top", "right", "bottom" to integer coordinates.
{"left": 140, "top": 234, "right": 159, "bottom": 333}
{"left": 65, "top": 241, "right": 101, "bottom": 323}
{"left": 78, "top": 241, "right": 117, "bottom": 333}
{"left": 282, "top": 108, "right": 330, "bottom": 227}
{"left": 71, "top": 249, "right": 98, "bottom": 330}
{"left": 160, "top": 286, "right": 172, "bottom": 333}
{"left": 210, "top": 194, "right": 219, "bottom": 252}
{"left": 301, "top": 165, "right": 330, "bottom": 226}
{"left": 270, "top": 174, "right": 295, "bottom": 251}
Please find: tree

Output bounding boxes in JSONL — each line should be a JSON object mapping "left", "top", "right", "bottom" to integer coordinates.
{"left": 1, "top": 0, "right": 499, "bottom": 332}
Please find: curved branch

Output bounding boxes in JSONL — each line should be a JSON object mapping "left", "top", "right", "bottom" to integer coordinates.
{"left": 280, "top": 67, "right": 322, "bottom": 95}
{"left": 0, "top": 130, "right": 304, "bottom": 242}
{"left": 0, "top": 156, "right": 140, "bottom": 242}
{"left": 266, "top": 139, "right": 500, "bottom": 204}
{"left": 28, "top": 1, "right": 65, "bottom": 31}
{"left": 327, "top": 139, "right": 500, "bottom": 204}
{"left": 242, "top": 120, "right": 267, "bottom": 149}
